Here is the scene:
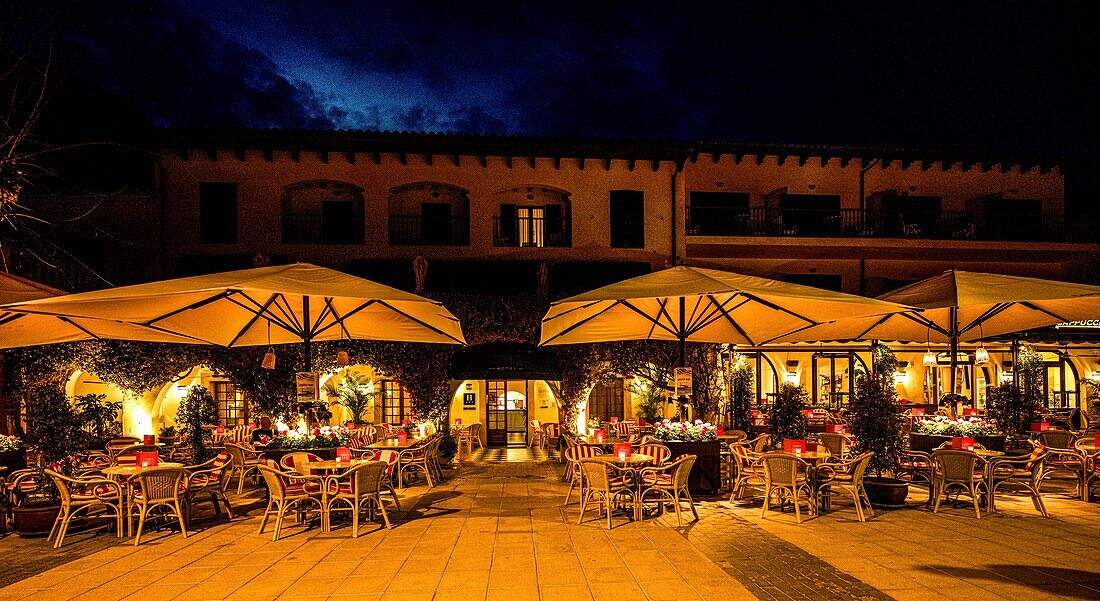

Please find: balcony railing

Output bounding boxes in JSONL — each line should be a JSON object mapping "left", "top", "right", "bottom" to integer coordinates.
{"left": 685, "top": 207, "right": 1097, "bottom": 243}
{"left": 388, "top": 215, "right": 470, "bottom": 246}
{"left": 282, "top": 213, "right": 364, "bottom": 245}
{"left": 492, "top": 216, "right": 572, "bottom": 247}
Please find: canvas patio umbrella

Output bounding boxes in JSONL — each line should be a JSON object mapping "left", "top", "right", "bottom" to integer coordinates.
{"left": 1, "top": 263, "right": 466, "bottom": 359}
{"left": 539, "top": 265, "right": 913, "bottom": 364}
{"left": 767, "top": 270, "right": 1100, "bottom": 392}
{"left": 0, "top": 271, "right": 203, "bottom": 348}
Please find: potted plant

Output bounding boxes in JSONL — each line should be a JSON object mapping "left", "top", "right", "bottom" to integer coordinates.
{"left": 650, "top": 419, "right": 722, "bottom": 493}
{"left": 849, "top": 343, "right": 908, "bottom": 507}
{"left": 769, "top": 383, "right": 809, "bottom": 444}
{"left": 178, "top": 384, "right": 218, "bottom": 463}
{"left": 987, "top": 346, "right": 1043, "bottom": 451}
{"left": 328, "top": 372, "right": 376, "bottom": 425}
{"left": 632, "top": 381, "right": 668, "bottom": 423}
{"left": 158, "top": 424, "right": 178, "bottom": 445}
{"left": 910, "top": 415, "right": 1003, "bottom": 452}
{"left": 74, "top": 392, "right": 122, "bottom": 449}
{"left": 15, "top": 386, "right": 82, "bottom": 535}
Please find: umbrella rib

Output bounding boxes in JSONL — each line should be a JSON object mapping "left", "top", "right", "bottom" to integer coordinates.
{"left": 542, "top": 299, "right": 606, "bottom": 324}
{"left": 622, "top": 299, "right": 680, "bottom": 338}
{"left": 647, "top": 298, "right": 671, "bottom": 338}
{"left": 702, "top": 294, "right": 755, "bottom": 344}
{"left": 269, "top": 294, "right": 306, "bottom": 334}
{"left": 375, "top": 300, "right": 465, "bottom": 344}
{"left": 225, "top": 295, "right": 302, "bottom": 339}
{"left": 306, "top": 298, "right": 335, "bottom": 338}
{"left": 898, "top": 311, "right": 950, "bottom": 336}
{"left": 143, "top": 290, "right": 234, "bottom": 326}
{"left": 56, "top": 316, "right": 100, "bottom": 340}
{"left": 0, "top": 312, "right": 24, "bottom": 327}
{"left": 853, "top": 313, "right": 899, "bottom": 341}
{"left": 957, "top": 303, "right": 1012, "bottom": 337}
{"left": 737, "top": 292, "right": 818, "bottom": 325}
{"left": 688, "top": 295, "right": 750, "bottom": 335}
{"left": 309, "top": 299, "right": 351, "bottom": 339}
{"left": 1017, "top": 301, "right": 1071, "bottom": 323}
{"left": 310, "top": 297, "right": 337, "bottom": 335}
{"left": 226, "top": 293, "right": 281, "bottom": 347}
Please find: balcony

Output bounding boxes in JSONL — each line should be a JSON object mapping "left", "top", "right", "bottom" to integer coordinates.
{"left": 282, "top": 213, "right": 364, "bottom": 245}
{"left": 493, "top": 216, "right": 572, "bottom": 248}
{"left": 685, "top": 207, "right": 1097, "bottom": 243}
{"left": 388, "top": 215, "right": 471, "bottom": 246}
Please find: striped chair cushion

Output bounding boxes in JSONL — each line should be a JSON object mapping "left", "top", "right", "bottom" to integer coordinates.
{"left": 611, "top": 422, "right": 630, "bottom": 438}
{"left": 566, "top": 445, "right": 602, "bottom": 462}
{"left": 374, "top": 450, "right": 399, "bottom": 475}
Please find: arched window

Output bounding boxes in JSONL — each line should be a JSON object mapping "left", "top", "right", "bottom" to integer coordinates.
{"left": 281, "top": 180, "right": 365, "bottom": 244}
{"left": 388, "top": 182, "right": 471, "bottom": 246}
{"left": 493, "top": 186, "right": 572, "bottom": 248}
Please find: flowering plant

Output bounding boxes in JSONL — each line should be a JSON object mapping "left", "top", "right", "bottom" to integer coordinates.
{"left": 268, "top": 426, "right": 349, "bottom": 449}
{"left": 913, "top": 415, "right": 1000, "bottom": 437}
{"left": 650, "top": 419, "right": 718, "bottom": 442}
{"left": 0, "top": 435, "right": 24, "bottom": 452}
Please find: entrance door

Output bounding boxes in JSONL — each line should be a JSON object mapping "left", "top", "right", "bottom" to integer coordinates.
{"left": 486, "top": 380, "right": 529, "bottom": 447}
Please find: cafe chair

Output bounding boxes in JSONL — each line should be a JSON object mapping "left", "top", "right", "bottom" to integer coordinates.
{"left": 44, "top": 469, "right": 123, "bottom": 548}
{"left": 760, "top": 452, "right": 815, "bottom": 523}
{"left": 399, "top": 437, "right": 439, "bottom": 488}
{"left": 1035, "top": 432, "right": 1084, "bottom": 489}
{"left": 225, "top": 442, "right": 266, "bottom": 494}
{"left": 609, "top": 421, "right": 631, "bottom": 438}
{"left": 931, "top": 449, "right": 985, "bottom": 519}
{"left": 542, "top": 423, "right": 561, "bottom": 450}
{"left": 528, "top": 420, "right": 543, "bottom": 448}
{"left": 576, "top": 458, "right": 634, "bottom": 529}
{"left": 639, "top": 454, "right": 698, "bottom": 526}
{"left": 256, "top": 463, "right": 325, "bottom": 541}
{"left": 816, "top": 433, "right": 849, "bottom": 460}
{"left": 729, "top": 443, "right": 766, "bottom": 502}
{"left": 105, "top": 437, "right": 141, "bottom": 460}
{"left": 564, "top": 444, "right": 604, "bottom": 506}
{"left": 370, "top": 450, "right": 403, "bottom": 509}
{"left": 634, "top": 443, "right": 671, "bottom": 467}
{"left": 128, "top": 466, "right": 189, "bottom": 545}
{"left": 324, "top": 461, "right": 394, "bottom": 535}
{"left": 184, "top": 450, "right": 234, "bottom": 523}
{"left": 986, "top": 446, "right": 1051, "bottom": 517}
{"left": 112, "top": 445, "right": 160, "bottom": 466}
{"left": 815, "top": 451, "right": 875, "bottom": 522}
{"left": 280, "top": 451, "right": 324, "bottom": 476}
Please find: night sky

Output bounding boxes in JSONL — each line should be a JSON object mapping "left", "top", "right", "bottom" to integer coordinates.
{"left": 4, "top": 1, "right": 1100, "bottom": 155}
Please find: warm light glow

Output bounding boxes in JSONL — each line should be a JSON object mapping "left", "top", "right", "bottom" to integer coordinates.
{"left": 336, "top": 350, "right": 350, "bottom": 367}
{"left": 975, "top": 346, "right": 989, "bottom": 365}
{"left": 922, "top": 351, "right": 937, "bottom": 366}
{"left": 262, "top": 350, "right": 276, "bottom": 370}
{"left": 893, "top": 369, "right": 908, "bottom": 385}
{"left": 275, "top": 419, "right": 290, "bottom": 433}
{"left": 784, "top": 371, "right": 799, "bottom": 385}
{"left": 1090, "top": 370, "right": 1100, "bottom": 382}
{"left": 1001, "top": 370, "right": 1014, "bottom": 383}
{"left": 128, "top": 402, "right": 153, "bottom": 437}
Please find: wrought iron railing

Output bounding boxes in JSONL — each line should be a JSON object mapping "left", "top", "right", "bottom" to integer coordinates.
{"left": 281, "top": 213, "right": 364, "bottom": 244}
{"left": 685, "top": 207, "right": 1096, "bottom": 243}
{"left": 388, "top": 215, "right": 470, "bottom": 246}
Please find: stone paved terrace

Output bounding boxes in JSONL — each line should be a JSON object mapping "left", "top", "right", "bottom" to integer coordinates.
{"left": 0, "top": 450, "right": 1097, "bottom": 601}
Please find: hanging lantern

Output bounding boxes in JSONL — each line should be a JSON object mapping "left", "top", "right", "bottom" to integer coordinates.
{"left": 336, "top": 350, "right": 350, "bottom": 367}
{"left": 974, "top": 346, "right": 989, "bottom": 365}
{"left": 261, "top": 349, "right": 276, "bottom": 370}
{"left": 922, "top": 350, "right": 937, "bottom": 366}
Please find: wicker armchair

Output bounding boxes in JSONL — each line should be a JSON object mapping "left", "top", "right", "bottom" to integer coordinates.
{"left": 576, "top": 459, "right": 634, "bottom": 529}
{"left": 816, "top": 433, "right": 849, "bottom": 460}
{"left": 815, "top": 451, "right": 874, "bottom": 522}
{"left": 399, "top": 437, "right": 439, "bottom": 488}
{"left": 609, "top": 422, "right": 631, "bottom": 438}
{"left": 729, "top": 443, "right": 765, "bottom": 502}
{"left": 760, "top": 452, "right": 815, "bottom": 523}
{"left": 542, "top": 423, "right": 561, "bottom": 450}
{"left": 44, "top": 469, "right": 123, "bottom": 548}
{"left": 371, "top": 450, "right": 403, "bottom": 509}
{"left": 279, "top": 452, "right": 323, "bottom": 475}
{"left": 256, "top": 463, "right": 325, "bottom": 541}
{"left": 634, "top": 444, "right": 671, "bottom": 467}
{"left": 1081, "top": 447, "right": 1100, "bottom": 502}
{"left": 986, "top": 446, "right": 1051, "bottom": 517}
{"left": 184, "top": 450, "right": 234, "bottom": 523}
{"left": 1035, "top": 432, "right": 1084, "bottom": 489}
{"left": 105, "top": 437, "right": 141, "bottom": 459}
{"left": 639, "top": 454, "right": 698, "bottom": 526}
{"left": 747, "top": 434, "right": 771, "bottom": 453}
{"left": 324, "top": 461, "right": 393, "bottom": 535}
{"left": 931, "top": 449, "right": 985, "bottom": 519}
{"left": 128, "top": 466, "right": 189, "bottom": 545}
{"left": 112, "top": 445, "right": 161, "bottom": 466}
{"left": 564, "top": 444, "right": 604, "bottom": 505}
{"left": 225, "top": 442, "right": 265, "bottom": 494}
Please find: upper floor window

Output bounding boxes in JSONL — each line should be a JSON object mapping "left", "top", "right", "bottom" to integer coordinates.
{"left": 688, "top": 191, "right": 751, "bottom": 236}
{"left": 199, "top": 182, "right": 238, "bottom": 244}
{"left": 388, "top": 182, "right": 471, "bottom": 246}
{"left": 281, "top": 180, "right": 364, "bottom": 245}
{"left": 493, "top": 186, "right": 571, "bottom": 248}
{"left": 609, "top": 190, "right": 645, "bottom": 248}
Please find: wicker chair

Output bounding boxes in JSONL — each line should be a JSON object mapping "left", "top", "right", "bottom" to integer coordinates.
{"left": 44, "top": 469, "right": 123, "bottom": 548}
{"left": 815, "top": 451, "right": 874, "bottom": 522}
{"left": 760, "top": 452, "right": 815, "bottom": 523}
{"left": 609, "top": 422, "right": 631, "bottom": 438}
{"left": 564, "top": 444, "right": 604, "bottom": 505}
{"left": 816, "top": 433, "right": 849, "bottom": 460}
{"left": 635, "top": 444, "right": 671, "bottom": 467}
{"left": 371, "top": 450, "right": 403, "bottom": 508}
{"left": 528, "top": 420, "right": 543, "bottom": 448}
{"left": 279, "top": 452, "right": 324, "bottom": 475}
{"left": 986, "top": 446, "right": 1051, "bottom": 517}
{"left": 468, "top": 422, "right": 485, "bottom": 450}
{"left": 225, "top": 442, "right": 265, "bottom": 494}
{"left": 747, "top": 434, "right": 771, "bottom": 453}
{"left": 1082, "top": 448, "right": 1100, "bottom": 502}
{"left": 576, "top": 458, "right": 634, "bottom": 529}
{"left": 128, "top": 466, "right": 189, "bottom": 545}
{"left": 725, "top": 429, "right": 748, "bottom": 442}
{"left": 399, "top": 437, "right": 439, "bottom": 488}
{"left": 542, "top": 423, "right": 561, "bottom": 450}
{"left": 931, "top": 449, "right": 985, "bottom": 519}
{"left": 324, "top": 461, "right": 393, "bottom": 535}
{"left": 105, "top": 437, "right": 141, "bottom": 459}
{"left": 1036, "top": 431, "right": 1084, "bottom": 488}
{"left": 256, "top": 463, "right": 325, "bottom": 541}
{"left": 455, "top": 425, "right": 474, "bottom": 454}
{"left": 184, "top": 450, "right": 234, "bottom": 523}
{"left": 112, "top": 445, "right": 161, "bottom": 466}
{"left": 729, "top": 443, "right": 765, "bottom": 502}
{"left": 639, "top": 454, "right": 698, "bottom": 526}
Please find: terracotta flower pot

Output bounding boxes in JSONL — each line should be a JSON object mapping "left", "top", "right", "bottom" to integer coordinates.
{"left": 863, "top": 477, "right": 909, "bottom": 508}
{"left": 13, "top": 505, "right": 60, "bottom": 537}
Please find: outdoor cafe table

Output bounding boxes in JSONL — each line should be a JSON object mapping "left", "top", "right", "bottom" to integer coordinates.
{"left": 299, "top": 458, "right": 369, "bottom": 473}
{"left": 591, "top": 453, "right": 653, "bottom": 521}
{"left": 103, "top": 462, "right": 184, "bottom": 535}
{"left": 366, "top": 437, "right": 426, "bottom": 487}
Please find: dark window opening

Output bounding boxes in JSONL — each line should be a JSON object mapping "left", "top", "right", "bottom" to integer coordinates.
{"left": 320, "top": 200, "right": 360, "bottom": 244}
{"left": 610, "top": 190, "right": 645, "bottom": 248}
{"left": 688, "top": 192, "right": 750, "bottom": 235}
{"left": 780, "top": 194, "right": 841, "bottom": 236}
{"left": 199, "top": 182, "right": 238, "bottom": 244}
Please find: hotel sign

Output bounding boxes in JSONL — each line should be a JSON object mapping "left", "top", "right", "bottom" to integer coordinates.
{"left": 1054, "top": 320, "right": 1100, "bottom": 329}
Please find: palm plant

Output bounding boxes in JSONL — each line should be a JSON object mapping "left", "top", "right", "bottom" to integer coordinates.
{"left": 329, "top": 372, "right": 376, "bottom": 425}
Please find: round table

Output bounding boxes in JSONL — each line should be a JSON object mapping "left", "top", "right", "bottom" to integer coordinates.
{"left": 103, "top": 462, "right": 184, "bottom": 478}
{"left": 299, "top": 459, "right": 369, "bottom": 473}
{"left": 590, "top": 454, "right": 654, "bottom": 521}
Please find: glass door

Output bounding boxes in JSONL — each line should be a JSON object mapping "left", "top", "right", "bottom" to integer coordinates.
{"left": 486, "top": 380, "right": 529, "bottom": 447}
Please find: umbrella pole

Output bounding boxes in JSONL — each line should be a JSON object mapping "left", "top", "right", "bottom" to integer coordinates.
{"left": 949, "top": 306, "right": 959, "bottom": 396}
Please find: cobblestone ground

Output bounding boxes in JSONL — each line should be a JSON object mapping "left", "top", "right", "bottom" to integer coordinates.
{"left": 0, "top": 452, "right": 1097, "bottom": 601}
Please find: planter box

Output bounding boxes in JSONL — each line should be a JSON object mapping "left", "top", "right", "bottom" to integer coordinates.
{"left": 0, "top": 449, "right": 28, "bottom": 475}
{"left": 662, "top": 440, "right": 722, "bottom": 495}
{"left": 909, "top": 433, "right": 1005, "bottom": 454}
